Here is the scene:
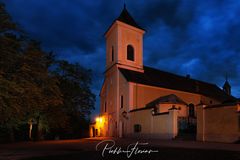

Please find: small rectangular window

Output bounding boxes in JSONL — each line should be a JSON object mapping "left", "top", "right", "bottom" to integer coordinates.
{"left": 134, "top": 124, "right": 141, "bottom": 133}
{"left": 121, "top": 95, "right": 123, "bottom": 108}
{"left": 111, "top": 46, "right": 114, "bottom": 62}
{"left": 238, "top": 115, "right": 240, "bottom": 131}
{"left": 104, "top": 102, "right": 107, "bottom": 112}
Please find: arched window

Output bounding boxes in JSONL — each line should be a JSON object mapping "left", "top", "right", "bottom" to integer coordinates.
{"left": 111, "top": 46, "right": 114, "bottom": 61}
{"left": 127, "top": 45, "right": 134, "bottom": 61}
{"left": 188, "top": 104, "right": 195, "bottom": 117}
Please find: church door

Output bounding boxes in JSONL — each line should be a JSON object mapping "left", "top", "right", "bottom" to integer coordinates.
{"left": 92, "top": 127, "right": 95, "bottom": 137}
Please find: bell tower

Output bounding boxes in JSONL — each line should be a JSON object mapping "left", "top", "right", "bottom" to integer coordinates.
{"left": 104, "top": 5, "right": 145, "bottom": 72}
{"left": 223, "top": 76, "right": 231, "bottom": 95}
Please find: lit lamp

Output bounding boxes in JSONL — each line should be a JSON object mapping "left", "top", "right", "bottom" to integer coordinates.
{"left": 96, "top": 117, "right": 100, "bottom": 122}
{"left": 95, "top": 116, "right": 104, "bottom": 125}
{"left": 99, "top": 117, "right": 103, "bottom": 123}
{"left": 151, "top": 108, "right": 156, "bottom": 115}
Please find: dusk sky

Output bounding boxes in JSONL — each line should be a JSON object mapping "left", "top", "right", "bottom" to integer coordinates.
{"left": 2, "top": 0, "right": 240, "bottom": 117}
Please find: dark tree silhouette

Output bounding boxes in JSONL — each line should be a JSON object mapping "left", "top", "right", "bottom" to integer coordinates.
{"left": 0, "top": 3, "right": 95, "bottom": 142}
{"left": 52, "top": 60, "right": 95, "bottom": 138}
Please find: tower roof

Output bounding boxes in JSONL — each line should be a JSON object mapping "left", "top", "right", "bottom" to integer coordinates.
{"left": 116, "top": 6, "right": 144, "bottom": 30}
{"left": 105, "top": 6, "right": 144, "bottom": 35}
{"left": 223, "top": 80, "right": 231, "bottom": 88}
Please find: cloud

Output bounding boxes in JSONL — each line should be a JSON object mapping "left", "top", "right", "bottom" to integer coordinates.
{"left": 2, "top": 0, "right": 240, "bottom": 115}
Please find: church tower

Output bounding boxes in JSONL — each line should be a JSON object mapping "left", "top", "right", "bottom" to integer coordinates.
{"left": 98, "top": 6, "right": 145, "bottom": 137}
{"left": 223, "top": 79, "right": 231, "bottom": 95}
{"left": 104, "top": 5, "right": 145, "bottom": 72}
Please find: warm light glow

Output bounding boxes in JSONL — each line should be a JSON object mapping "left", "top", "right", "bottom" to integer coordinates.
{"left": 96, "top": 117, "right": 100, "bottom": 122}
{"left": 94, "top": 116, "right": 106, "bottom": 137}
{"left": 99, "top": 117, "right": 103, "bottom": 123}
{"left": 95, "top": 116, "right": 105, "bottom": 126}
{"left": 95, "top": 117, "right": 104, "bottom": 123}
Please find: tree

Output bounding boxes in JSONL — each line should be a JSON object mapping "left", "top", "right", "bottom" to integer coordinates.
{"left": 0, "top": 2, "right": 95, "bottom": 142}
{"left": 52, "top": 60, "right": 95, "bottom": 138}
{"left": 15, "top": 41, "right": 64, "bottom": 140}
{"left": 0, "top": 3, "right": 17, "bottom": 33}
{"left": 0, "top": 3, "right": 64, "bottom": 141}
{"left": 0, "top": 3, "right": 25, "bottom": 142}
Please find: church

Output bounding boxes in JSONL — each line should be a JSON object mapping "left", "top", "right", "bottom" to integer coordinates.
{"left": 90, "top": 6, "right": 240, "bottom": 143}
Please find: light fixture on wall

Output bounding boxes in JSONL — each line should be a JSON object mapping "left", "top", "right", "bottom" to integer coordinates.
{"left": 151, "top": 108, "right": 156, "bottom": 116}
{"left": 96, "top": 116, "right": 104, "bottom": 125}
{"left": 122, "top": 111, "right": 128, "bottom": 119}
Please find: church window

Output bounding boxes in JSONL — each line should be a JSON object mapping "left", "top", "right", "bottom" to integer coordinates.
{"left": 134, "top": 124, "right": 141, "bottom": 133}
{"left": 120, "top": 95, "right": 123, "bottom": 108}
{"left": 127, "top": 45, "right": 134, "bottom": 61}
{"left": 111, "top": 46, "right": 114, "bottom": 61}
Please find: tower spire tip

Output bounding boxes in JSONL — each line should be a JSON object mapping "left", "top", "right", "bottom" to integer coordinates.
{"left": 225, "top": 73, "right": 228, "bottom": 81}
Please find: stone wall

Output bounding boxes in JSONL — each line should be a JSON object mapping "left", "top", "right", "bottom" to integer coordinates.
{"left": 197, "top": 104, "right": 240, "bottom": 143}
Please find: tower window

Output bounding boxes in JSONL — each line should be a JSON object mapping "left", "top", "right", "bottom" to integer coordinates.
{"left": 121, "top": 95, "right": 123, "bottom": 108}
{"left": 127, "top": 45, "right": 134, "bottom": 61}
{"left": 111, "top": 46, "right": 114, "bottom": 62}
{"left": 104, "top": 102, "right": 107, "bottom": 112}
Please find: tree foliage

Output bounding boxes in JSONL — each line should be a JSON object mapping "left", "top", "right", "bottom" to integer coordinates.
{"left": 0, "top": 3, "right": 95, "bottom": 142}
{"left": 54, "top": 60, "right": 95, "bottom": 116}
{"left": 51, "top": 60, "right": 95, "bottom": 138}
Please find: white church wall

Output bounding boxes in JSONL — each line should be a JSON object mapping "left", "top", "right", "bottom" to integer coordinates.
{"left": 131, "top": 83, "right": 202, "bottom": 111}
{"left": 127, "top": 108, "right": 178, "bottom": 139}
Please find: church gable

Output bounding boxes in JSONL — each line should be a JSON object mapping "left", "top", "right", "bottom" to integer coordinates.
{"left": 146, "top": 94, "right": 187, "bottom": 108}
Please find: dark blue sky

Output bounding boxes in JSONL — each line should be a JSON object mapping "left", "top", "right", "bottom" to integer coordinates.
{"left": 2, "top": 0, "right": 240, "bottom": 117}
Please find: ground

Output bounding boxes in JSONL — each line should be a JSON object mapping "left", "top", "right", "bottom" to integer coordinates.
{"left": 0, "top": 138, "right": 239, "bottom": 160}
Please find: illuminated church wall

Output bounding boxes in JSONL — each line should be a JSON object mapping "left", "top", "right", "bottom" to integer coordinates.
{"left": 129, "top": 83, "right": 220, "bottom": 112}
